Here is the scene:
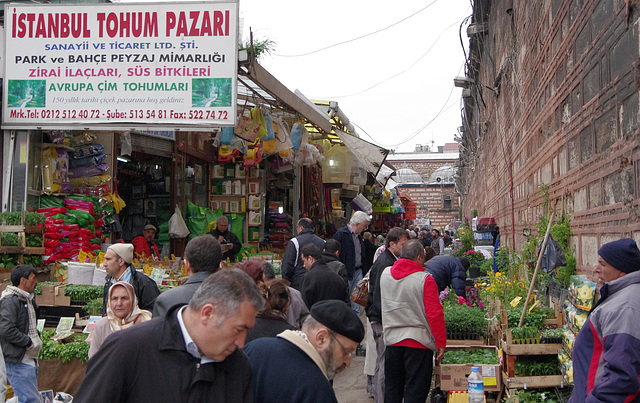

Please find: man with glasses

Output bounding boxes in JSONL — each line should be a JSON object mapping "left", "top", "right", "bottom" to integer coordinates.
{"left": 244, "top": 299, "right": 365, "bottom": 403}
{"left": 380, "top": 239, "right": 446, "bottom": 403}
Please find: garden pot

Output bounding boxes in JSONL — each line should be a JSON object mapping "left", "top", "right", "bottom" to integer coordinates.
{"left": 468, "top": 267, "right": 481, "bottom": 278}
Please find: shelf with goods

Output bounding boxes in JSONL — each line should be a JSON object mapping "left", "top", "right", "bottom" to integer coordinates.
{"left": 0, "top": 211, "right": 46, "bottom": 273}
{"left": 209, "top": 163, "right": 264, "bottom": 245}
{"left": 498, "top": 306, "right": 566, "bottom": 392}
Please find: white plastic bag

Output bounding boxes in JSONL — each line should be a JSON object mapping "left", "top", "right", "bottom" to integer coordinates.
{"left": 169, "top": 206, "right": 190, "bottom": 238}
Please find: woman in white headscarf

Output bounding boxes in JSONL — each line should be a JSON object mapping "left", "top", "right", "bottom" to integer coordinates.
{"left": 88, "top": 281, "right": 152, "bottom": 358}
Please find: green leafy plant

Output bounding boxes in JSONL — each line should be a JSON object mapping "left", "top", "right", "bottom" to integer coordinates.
{"left": 64, "top": 285, "right": 103, "bottom": 301}
{"left": 511, "top": 326, "right": 540, "bottom": 340}
{"left": 514, "top": 356, "right": 560, "bottom": 376}
{"left": 0, "top": 255, "right": 19, "bottom": 270}
{"left": 24, "top": 211, "right": 45, "bottom": 226}
{"left": 84, "top": 299, "right": 103, "bottom": 316}
{"left": 0, "top": 212, "right": 22, "bottom": 225}
{"left": 443, "top": 304, "right": 487, "bottom": 335}
{"left": 25, "top": 235, "right": 43, "bottom": 247}
{"left": 1, "top": 232, "right": 19, "bottom": 246}
{"left": 241, "top": 37, "right": 276, "bottom": 60}
{"left": 505, "top": 389, "right": 559, "bottom": 403}
{"left": 39, "top": 330, "right": 90, "bottom": 363}
{"left": 541, "top": 328, "right": 564, "bottom": 339}
{"left": 441, "top": 348, "right": 498, "bottom": 365}
{"left": 23, "top": 255, "right": 43, "bottom": 268}
{"left": 506, "top": 307, "right": 551, "bottom": 329}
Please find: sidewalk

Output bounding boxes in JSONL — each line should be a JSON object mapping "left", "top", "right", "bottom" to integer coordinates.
{"left": 333, "top": 354, "right": 372, "bottom": 403}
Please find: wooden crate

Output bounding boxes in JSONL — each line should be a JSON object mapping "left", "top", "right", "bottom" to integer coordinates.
{"left": 501, "top": 330, "right": 562, "bottom": 356}
{"left": 502, "top": 372, "right": 565, "bottom": 390}
{"left": 447, "top": 336, "right": 486, "bottom": 347}
{"left": 0, "top": 223, "right": 45, "bottom": 264}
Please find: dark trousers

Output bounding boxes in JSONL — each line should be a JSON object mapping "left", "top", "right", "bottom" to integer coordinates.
{"left": 384, "top": 345, "right": 434, "bottom": 403}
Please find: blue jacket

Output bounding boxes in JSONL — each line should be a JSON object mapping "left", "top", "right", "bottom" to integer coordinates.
{"left": 424, "top": 256, "right": 467, "bottom": 298}
{"left": 333, "top": 225, "right": 364, "bottom": 279}
{"left": 570, "top": 270, "right": 640, "bottom": 402}
{"left": 281, "top": 228, "right": 325, "bottom": 290}
{"left": 244, "top": 334, "right": 338, "bottom": 403}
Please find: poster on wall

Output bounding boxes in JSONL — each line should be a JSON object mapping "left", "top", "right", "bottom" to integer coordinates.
{"left": 2, "top": 1, "right": 238, "bottom": 130}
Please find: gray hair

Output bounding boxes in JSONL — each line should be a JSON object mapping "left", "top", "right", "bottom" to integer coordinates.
{"left": 301, "top": 315, "right": 324, "bottom": 332}
{"left": 400, "top": 239, "right": 426, "bottom": 261}
{"left": 189, "top": 268, "right": 264, "bottom": 325}
{"left": 349, "top": 211, "right": 371, "bottom": 226}
{"left": 217, "top": 216, "right": 229, "bottom": 224}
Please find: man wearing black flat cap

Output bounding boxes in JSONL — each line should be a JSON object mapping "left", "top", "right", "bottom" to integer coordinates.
{"left": 244, "top": 300, "right": 365, "bottom": 403}
{"left": 570, "top": 238, "right": 640, "bottom": 402}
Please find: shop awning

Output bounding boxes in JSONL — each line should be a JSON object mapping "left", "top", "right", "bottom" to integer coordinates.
{"left": 238, "top": 62, "right": 333, "bottom": 133}
{"left": 335, "top": 129, "right": 389, "bottom": 179}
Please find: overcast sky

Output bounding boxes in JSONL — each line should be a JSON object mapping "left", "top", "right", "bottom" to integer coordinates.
{"left": 239, "top": 0, "right": 471, "bottom": 153}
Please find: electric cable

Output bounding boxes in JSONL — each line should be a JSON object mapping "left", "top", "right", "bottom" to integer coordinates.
{"left": 274, "top": 0, "right": 440, "bottom": 57}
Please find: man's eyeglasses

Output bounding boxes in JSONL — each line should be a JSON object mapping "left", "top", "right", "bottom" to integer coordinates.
{"left": 331, "top": 334, "right": 354, "bottom": 359}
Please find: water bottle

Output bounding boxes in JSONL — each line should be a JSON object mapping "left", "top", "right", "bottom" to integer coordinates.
{"left": 468, "top": 366, "right": 484, "bottom": 403}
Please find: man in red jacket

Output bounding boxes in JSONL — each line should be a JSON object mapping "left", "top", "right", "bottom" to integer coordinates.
{"left": 380, "top": 239, "right": 446, "bottom": 403}
{"left": 132, "top": 224, "right": 160, "bottom": 259}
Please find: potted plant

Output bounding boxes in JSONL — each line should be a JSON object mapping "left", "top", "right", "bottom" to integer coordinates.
{"left": 463, "top": 249, "right": 486, "bottom": 278}
{"left": 510, "top": 326, "right": 540, "bottom": 344}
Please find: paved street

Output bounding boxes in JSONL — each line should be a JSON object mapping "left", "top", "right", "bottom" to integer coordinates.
{"left": 334, "top": 354, "right": 372, "bottom": 403}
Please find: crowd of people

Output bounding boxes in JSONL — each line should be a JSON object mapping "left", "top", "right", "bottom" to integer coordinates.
{"left": 0, "top": 213, "right": 639, "bottom": 402}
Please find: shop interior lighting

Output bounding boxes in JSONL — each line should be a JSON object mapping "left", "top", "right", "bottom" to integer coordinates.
{"left": 117, "top": 156, "right": 131, "bottom": 163}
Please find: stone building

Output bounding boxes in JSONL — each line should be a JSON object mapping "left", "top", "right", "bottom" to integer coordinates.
{"left": 458, "top": 0, "right": 640, "bottom": 276}
{"left": 387, "top": 145, "right": 460, "bottom": 230}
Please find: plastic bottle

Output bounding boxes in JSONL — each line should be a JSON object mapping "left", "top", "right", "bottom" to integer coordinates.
{"left": 468, "top": 366, "right": 484, "bottom": 403}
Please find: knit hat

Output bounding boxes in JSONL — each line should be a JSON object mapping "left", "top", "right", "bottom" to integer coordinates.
{"left": 310, "top": 300, "right": 365, "bottom": 343}
{"left": 598, "top": 238, "right": 640, "bottom": 274}
{"left": 144, "top": 224, "right": 157, "bottom": 232}
{"left": 108, "top": 243, "right": 134, "bottom": 264}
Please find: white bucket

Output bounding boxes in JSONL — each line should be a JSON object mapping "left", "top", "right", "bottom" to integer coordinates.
{"left": 67, "top": 262, "right": 96, "bottom": 285}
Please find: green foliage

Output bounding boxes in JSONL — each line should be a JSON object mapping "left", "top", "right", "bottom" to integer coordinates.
{"left": 158, "top": 285, "right": 171, "bottom": 293}
{"left": 24, "top": 212, "right": 45, "bottom": 226}
{"left": 39, "top": 330, "right": 90, "bottom": 363}
{"left": 0, "top": 212, "right": 22, "bottom": 225}
{"left": 452, "top": 225, "right": 475, "bottom": 256}
{"left": 0, "top": 255, "right": 18, "bottom": 270}
{"left": 506, "top": 307, "right": 552, "bottom": 329}
{"left": 514, "top": 356, "right": 560, "bottom": 376}
{"left": 555, "top": 255, "right": 576, "bottom": 288}
{"left": 511, "top": 326, "right": 540, "bottom": 340}
{"left": 84, "top": 299, "right": 103, "bottom": 316}
{"left": 1, "top": 232, "right": 19, "bottom": 246}
{"left": 441, "top": 349, "right": 498, "bottom": 365}
{"left": 443, "top": 304, "right": 487, "bottom": 335}
{"left": 541, "top": 328, "right": 564, "bottom": 339}
{"left": 34, "top": 281, "right": 61, "bottom": 295}
{"left": 23, "top": 255, "right": 42, "bottom": 268}
{"left": 241, "top": 37, "right": 276, "bottom": 60}
{"left": 64, "top": 285, "right": 103, "bottom": 301}
{"left": 25, "top": 235, "right": 43, "bottom": 247}
{"left": 505, "top": 389, "right": 559, "bottom": 403}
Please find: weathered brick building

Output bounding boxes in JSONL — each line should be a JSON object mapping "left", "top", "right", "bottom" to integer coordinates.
{"left": 387, "top": 146, "right": 460, "bottom": 230}
{"left": 458, "top": 0, "right": 640, "bottom": 276}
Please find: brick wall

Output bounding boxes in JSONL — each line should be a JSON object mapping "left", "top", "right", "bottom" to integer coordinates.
{"left": 459, "top": 0, "right": 640, "bottom": 279}
{"left": 398, "top": 184, "right": 460, "bottom": 230}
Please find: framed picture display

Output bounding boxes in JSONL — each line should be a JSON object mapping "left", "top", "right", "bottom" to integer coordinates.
{"left": 131, "top": 185, "right": 143, "bottom": 199}
{"left": 144, "top": 199, "right": 157, "bottom": 217}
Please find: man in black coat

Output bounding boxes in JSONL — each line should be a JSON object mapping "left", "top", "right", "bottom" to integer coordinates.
{"left": 365, "top": 227, "right": 409, "bottom": 402}
{"left": 209, "top": 216, "right": 242, "bottom": 263}
{"left": 299, "top": 243, "right": 349, "bottom": 308}
{"left": 153, "top": 234, "right": 222, "bottom": 317}
{"left": 281, "top": 218, "right": 326, "bottom": 290}
{"left": 76, "top": 269, "right": 265, "bottom": 403}
{"left": 322, "top": 239, "right": 349, "bottom": 288}
{"left": 101, "top": 243, "right": 159, "bottom": 315}
{"left": 425, "top": 256, "right": 469, "bottom": 298}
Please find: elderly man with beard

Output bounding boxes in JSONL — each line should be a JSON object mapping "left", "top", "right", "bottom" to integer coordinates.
{"left": 244, "top": 300, "right": 365, "bottom": 403}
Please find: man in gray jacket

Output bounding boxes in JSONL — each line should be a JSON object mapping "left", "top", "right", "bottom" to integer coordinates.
{"left": 0, "top": 265, "right": 41, "bottom": 403}
{"left": 322, "top": 239, "right": 349, "bottom": 289}
{"left": 281, "top": 218, "right": 325, "bottom": 290}
{"left": 153, "top": 234, "right": 222, "bottom": 317}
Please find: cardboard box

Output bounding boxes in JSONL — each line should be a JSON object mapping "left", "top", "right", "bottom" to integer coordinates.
{"left": 36, "top": 284, "right": 70, "bottom": 307}
{"left": 438, "top": 346, "right": 502, "bottom": 392}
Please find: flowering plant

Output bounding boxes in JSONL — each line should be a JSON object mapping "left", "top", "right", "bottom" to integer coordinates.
{"left": 463, "top": 249, "right": 486, "bottom": 263}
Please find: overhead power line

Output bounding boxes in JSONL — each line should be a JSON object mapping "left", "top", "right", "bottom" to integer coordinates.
{"left": 274, "top": 0, "right": 439, "bottom": 57}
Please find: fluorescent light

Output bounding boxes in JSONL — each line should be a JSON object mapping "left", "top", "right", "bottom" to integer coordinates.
{"left": 117, "top": 156, "right": 130, "bottom": 163}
